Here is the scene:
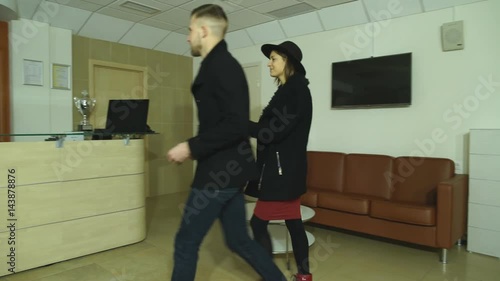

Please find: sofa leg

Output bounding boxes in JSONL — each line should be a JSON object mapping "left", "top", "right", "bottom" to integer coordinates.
{"left": 439, "top": 248, "right": 448, "bottom": 264}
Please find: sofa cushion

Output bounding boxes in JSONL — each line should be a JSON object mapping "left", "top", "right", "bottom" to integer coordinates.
{"left": 344, "top": 154, "right": 394, "bottom": 199}
{"left": 307, "top": 151, "right": 345, "bottom": 192}
{"left": 317, "top": 191, "right": 370, "bottom": 215}
{"left": 370, "top": 200, "right": 436, "bottom": 226}
{"left": 301, "top": 189, "right": 318, "bottom": 208}
{"left": 391, "top": 157, "right": 454, "bottom": 204}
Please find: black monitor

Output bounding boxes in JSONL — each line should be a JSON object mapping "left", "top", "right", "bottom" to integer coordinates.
{"left": 331, "top": 53, "right": 412, "bottom": 108}
{"left": 104, "top": 99, "right": 149, "bottom": 133}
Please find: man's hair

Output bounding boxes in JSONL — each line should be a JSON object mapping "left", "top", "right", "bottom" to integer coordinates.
{"left": 191, "top": 4, "right": 228, "bottom": 37}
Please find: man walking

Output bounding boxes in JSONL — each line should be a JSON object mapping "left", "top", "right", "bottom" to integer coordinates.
{"left": 167, "top": 4, "right": 286, "bottom": 281}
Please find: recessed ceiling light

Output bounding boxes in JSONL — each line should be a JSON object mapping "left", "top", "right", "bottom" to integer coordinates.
{"left": 267, "top": 3, "right": 317, "bottom": 19}
{"left": 120, "top": 1, "right": 161, "bottom": 15}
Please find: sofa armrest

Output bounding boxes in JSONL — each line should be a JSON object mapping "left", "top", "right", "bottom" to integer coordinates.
{"left": 301, "top": 188, "right": 319, "bottom": 208}
{"left": 436, "top": 174, "right": 468, "bottom": 248}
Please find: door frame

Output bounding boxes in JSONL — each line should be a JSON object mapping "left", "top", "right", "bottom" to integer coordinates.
{"left": 0, "top": 22, "right": 10, "bottom": 142}
{"left": 242, "top": 62, "right": 262, "bottom": 117}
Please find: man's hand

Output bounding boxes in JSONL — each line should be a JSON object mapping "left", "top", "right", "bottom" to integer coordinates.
{"left": 167, "top": 142, "right": 191, "bottom": 164}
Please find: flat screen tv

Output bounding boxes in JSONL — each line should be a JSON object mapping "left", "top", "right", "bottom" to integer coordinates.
{"left": 331, "top": 53, "right": 412, "bottom": 108}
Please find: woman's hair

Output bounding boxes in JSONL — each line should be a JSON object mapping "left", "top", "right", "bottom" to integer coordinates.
{"left": 273, "top": 49, "right": 296, "bottom": 85}
{"left": 191, "top": 4, "right": 228, "bottom": 37}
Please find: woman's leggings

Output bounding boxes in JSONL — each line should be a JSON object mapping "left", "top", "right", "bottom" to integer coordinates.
{"left": 250, "top": 215, "right": 310, "bottom": 274}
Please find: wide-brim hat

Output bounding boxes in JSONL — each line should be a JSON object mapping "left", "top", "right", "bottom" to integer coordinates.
{"left": 261, "top": 41, "right": 306, "bottom": 75}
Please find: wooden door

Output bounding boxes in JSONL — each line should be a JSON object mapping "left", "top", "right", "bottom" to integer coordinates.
{"left": 0, "top": 22, "right": 10, "bottom": 142}
{"left": 89, "top": 60, "right": 148, "bottom": 128}
{"left": 243, "top": 64, "right": 261, "bottom": 159}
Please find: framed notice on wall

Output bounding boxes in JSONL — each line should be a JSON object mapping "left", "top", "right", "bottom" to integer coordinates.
{"left": 51, "top": 63, "right": 71, "bottom": 90}
{"left": 23, "top": 59, "right": 43, "bottom": 86}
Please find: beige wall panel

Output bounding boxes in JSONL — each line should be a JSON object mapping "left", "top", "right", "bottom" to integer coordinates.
{"left": 58, "top": 139, "right": 144, "bottom": 181}
{"left": 15, "top": 208, "right": 145, "bottom": 273}
{"left": 0, "top": 142, "right": 62, "bottom": 186}
{"left": 0, "top": 188, "right": 7, "bottom": 232}
{"left": 244, "top": 64, "right": 261, "bottom": 160}
{"left": 16, "top": 174, "right": 144, "bottom": 228}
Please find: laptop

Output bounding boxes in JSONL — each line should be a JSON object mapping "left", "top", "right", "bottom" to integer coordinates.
{"left": 104, "top": 99, "right": 150, "bottom": 134}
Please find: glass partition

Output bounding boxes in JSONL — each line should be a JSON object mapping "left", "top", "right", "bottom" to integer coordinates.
{"left": 0, "top": 132, "right": 157, "bottom": 147}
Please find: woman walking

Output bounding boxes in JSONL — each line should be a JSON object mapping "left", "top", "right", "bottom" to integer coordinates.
{"left": 246, "top": 41, "right": 313, "bottom": 281}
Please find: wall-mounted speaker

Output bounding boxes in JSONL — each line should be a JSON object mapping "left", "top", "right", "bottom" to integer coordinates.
{"left": 441, "top": 20, "right": 464, "bottom": 52}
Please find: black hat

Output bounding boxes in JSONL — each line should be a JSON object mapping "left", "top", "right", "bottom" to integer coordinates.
{"left": 261, "top": 41, "right": 306, "bottom": 75}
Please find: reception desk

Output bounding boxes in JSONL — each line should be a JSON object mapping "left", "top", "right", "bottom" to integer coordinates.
{"left": 0, "top": 138, "right": 146, "bottom": 276}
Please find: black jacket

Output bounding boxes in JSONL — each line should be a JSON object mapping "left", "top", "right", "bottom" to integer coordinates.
{"left": 245, "top": 73, "right": 312, "bottom": 200}
{"left": 187, "top": 40, "right": 256, "bottom": 189}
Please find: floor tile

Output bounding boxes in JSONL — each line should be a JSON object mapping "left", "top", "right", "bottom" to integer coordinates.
{"left": 2, "top": 192, "right": 499, "bottom": 281}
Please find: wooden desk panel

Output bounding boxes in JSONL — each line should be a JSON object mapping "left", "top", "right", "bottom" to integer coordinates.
{"left": 16, "top": 174, "right": 144, "bottom": 228}
{"left": 16, "top": 208, "right": 145, "bottom": 272}
{"left": 59, "top": 139, "right": 144, "bottom": 181}
{"left": 0, "top": 142, "right": 62, "bottom": 187}
{"left": 0, "top": 139, "right": 146, "bottom": 276}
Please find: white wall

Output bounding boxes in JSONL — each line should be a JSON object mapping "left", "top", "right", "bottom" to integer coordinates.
{"left": 226, "top": 0, "right": 500, "bottom": 174}
{"left": 9, "top": 19, "right": 72, "bottom": 141}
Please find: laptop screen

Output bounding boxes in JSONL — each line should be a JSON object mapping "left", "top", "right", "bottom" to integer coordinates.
{"left": 105, "top": 99, "right": 149, "bottom": 133}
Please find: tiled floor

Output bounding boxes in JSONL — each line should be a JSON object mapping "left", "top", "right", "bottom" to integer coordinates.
{"left": 1, "top": 192, "right": 499, "bottom": 281}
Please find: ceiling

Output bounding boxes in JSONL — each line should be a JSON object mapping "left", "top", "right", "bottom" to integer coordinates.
{"left": 11, "top": 0, "right": 485, "bottom": 55}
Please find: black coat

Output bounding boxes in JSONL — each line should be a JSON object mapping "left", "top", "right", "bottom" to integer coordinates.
{"left": 245, "top": 73, "right": 312, "bottom": 201}
{"left": 187, "top": 40, "right": 257, "bottom": 189}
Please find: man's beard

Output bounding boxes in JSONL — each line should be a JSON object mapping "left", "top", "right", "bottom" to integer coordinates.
{"left": 190, "top": 44, "right": 201, "bottom": 57}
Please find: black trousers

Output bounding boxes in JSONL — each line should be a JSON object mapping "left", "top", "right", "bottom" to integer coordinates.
{"left": 250, "top": 215, "right": 310, "bottom": 274}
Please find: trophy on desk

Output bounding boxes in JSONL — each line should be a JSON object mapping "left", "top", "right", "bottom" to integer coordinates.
{"left": 74, "top": 90, "right": 96, "bottom": 131}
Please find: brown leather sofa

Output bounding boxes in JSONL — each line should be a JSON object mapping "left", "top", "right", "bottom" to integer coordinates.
{"left": 301, "top": 151, "right": 468, "bottom": 263}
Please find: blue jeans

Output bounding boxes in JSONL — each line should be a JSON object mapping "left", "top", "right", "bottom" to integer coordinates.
{"left": 171, "top": 187, "right": 286, "bottom": 281}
